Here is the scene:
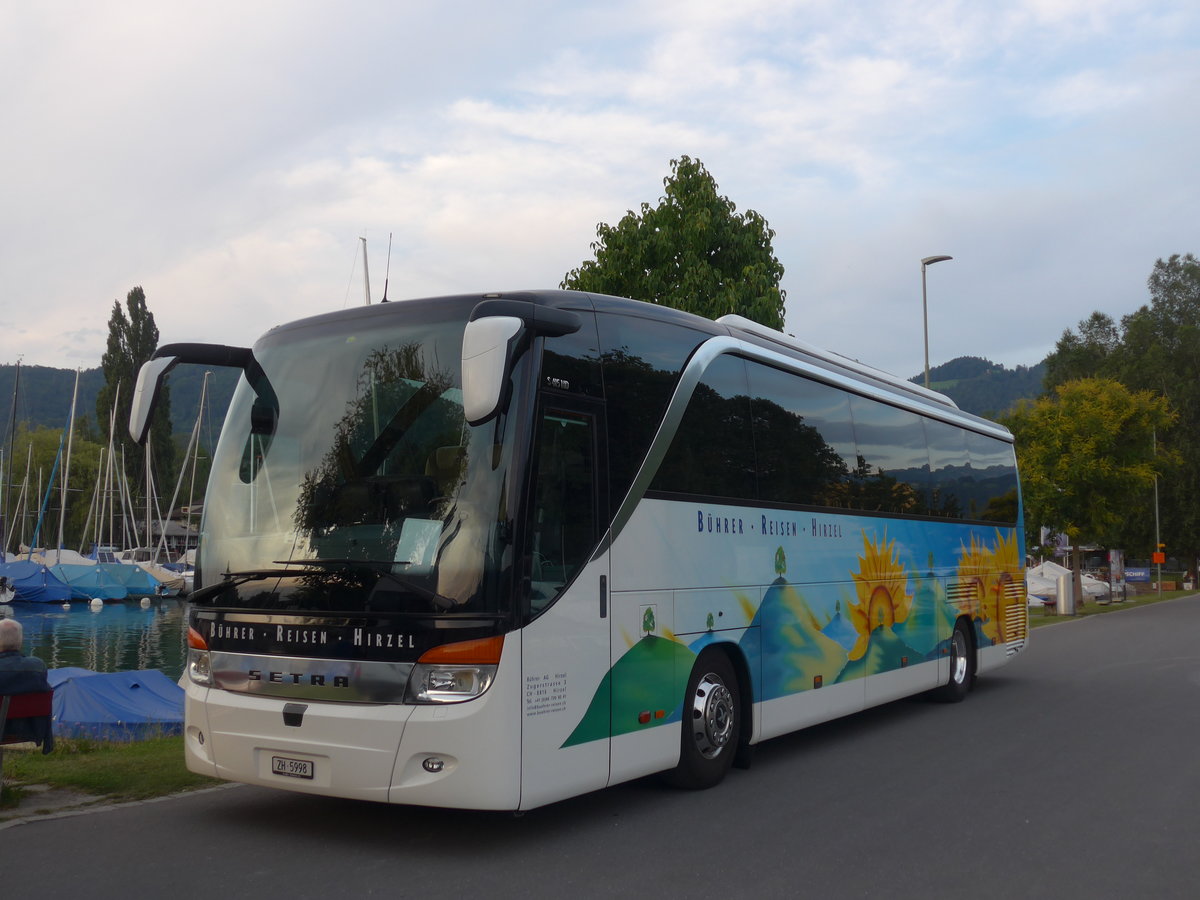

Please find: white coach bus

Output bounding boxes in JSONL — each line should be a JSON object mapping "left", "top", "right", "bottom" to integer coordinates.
{"left": 130, "top": 289, "right": 1027, "bottom": 810}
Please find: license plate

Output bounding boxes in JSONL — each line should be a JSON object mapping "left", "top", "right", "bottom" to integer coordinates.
{"left": 271, "top": 755, "right": 314, "bottom": 779}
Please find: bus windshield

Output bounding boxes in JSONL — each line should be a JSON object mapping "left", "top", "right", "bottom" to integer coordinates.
{"left": 200, "top": 299, "right": 519, "bottom": 616}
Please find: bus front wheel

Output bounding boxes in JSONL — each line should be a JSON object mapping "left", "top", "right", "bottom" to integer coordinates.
{"left": 666, "top": 650, "right": 740, "bottom": 789}
{"left": 932, "top": 618, "right": 975, "bottom": 703}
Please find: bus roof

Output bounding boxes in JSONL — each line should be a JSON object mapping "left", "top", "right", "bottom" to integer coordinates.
{"left": 259, "top": 288, "right": 1005, "bottom": 436}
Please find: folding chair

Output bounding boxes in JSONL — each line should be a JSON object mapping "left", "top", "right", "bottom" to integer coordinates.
{"left": 0, "top": 690, "right": 55, "bottom": 784}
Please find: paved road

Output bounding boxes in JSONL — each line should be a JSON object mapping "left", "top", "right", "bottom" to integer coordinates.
{"left": 5, "top": 597, "right": 1200, "bottom": 899}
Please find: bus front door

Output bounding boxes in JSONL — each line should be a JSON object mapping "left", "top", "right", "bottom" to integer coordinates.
{"left": 518, "top": 401, "right": 612, "bottom": 809}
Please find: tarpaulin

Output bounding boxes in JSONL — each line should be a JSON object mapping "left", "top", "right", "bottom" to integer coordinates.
{"left": 48, "top": 667, "right": 184, "bottom": 741}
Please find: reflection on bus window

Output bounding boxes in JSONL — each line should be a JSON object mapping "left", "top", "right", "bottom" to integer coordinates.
{"left": 652, "top": 354, "right": 754, "bottom": 500}
{"left": 529, "top": 410, "right": 596, "bottom": 615}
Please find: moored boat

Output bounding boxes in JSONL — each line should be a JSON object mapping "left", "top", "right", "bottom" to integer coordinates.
{"left": 0, "top": 559, "right": 73, "bottom": 604}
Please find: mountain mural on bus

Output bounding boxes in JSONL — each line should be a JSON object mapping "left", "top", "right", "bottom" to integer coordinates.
{"left": 562, "top": 514, "right": 1021, "bottom": 748}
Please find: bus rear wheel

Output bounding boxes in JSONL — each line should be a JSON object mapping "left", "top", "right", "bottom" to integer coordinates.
{"left": 932, "top": 618, "right": 974, "bottom": 703}
{"left": 666, "top": 650, "right": 740, "bottom": 789}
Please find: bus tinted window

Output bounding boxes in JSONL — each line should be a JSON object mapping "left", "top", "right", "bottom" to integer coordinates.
{"left": 651, "top": 354, "right": 755, "bottom": 500}
{"left": 529, "top": 409, "right": 597, "bottom": 615}
{"left": 748, "top": 362, "right": 855, "bottom": 507}
{"left": 640, "top": 350, "right": 1018, "bottom": 525}
{"left": 847, "top": 394, "right": 930, "bottom": 515}
{"left": 925, "top": 418, "right": 969, "bottom": 519}
{"left": 965, "top": 430, "right": 1019, "bottom": 523}
{"left": 597, "top": 314, "right": 708, "bottom": 510}
{"left": 540, "top": 312, "right": 603, "bottom": 400}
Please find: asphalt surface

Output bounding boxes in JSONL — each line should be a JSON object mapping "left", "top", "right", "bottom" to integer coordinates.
{"left": 3, "top": 596, "right": 1199, "bottom": 899}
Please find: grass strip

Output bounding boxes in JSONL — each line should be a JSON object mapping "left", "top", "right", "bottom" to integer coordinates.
{"left": 1028, "top": 588, "right": 1192, "bottom": 628}
{"left": 1, "top": 735, "right": 217, "bottom": 809}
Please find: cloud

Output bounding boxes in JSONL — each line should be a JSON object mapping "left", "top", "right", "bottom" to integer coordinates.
{"left": 2, "top": 0, "right": 1198, "bottom": 388}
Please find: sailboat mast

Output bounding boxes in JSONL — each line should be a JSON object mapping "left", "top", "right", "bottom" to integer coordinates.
{"left": 3, "top": 359, "right": 20, "bottom": 556}
{"left": 15, "top": 443, "right": 31, "bottom": 553}
{"left": 360, "top": 236, "right": 371, "bottom": 306}
{"left": 157, "top": 367, "right": 210, "bottom": 562}
{"left": 30, "top": 439, "right": 63, "bottom": 557}
{"left": 183, "top": 371, "right": 210, "bottom": 558}
{"left": 79, "top": 446, "right": 104, "bottom": 553}
{"left": 54, "top": 368, "right": 80, "bottom": 563}
{"left": 104, "top": 383, "right": 120, "bottom": 553}
{"left": 145, "top": 438, "right": 153, "bottom": 551}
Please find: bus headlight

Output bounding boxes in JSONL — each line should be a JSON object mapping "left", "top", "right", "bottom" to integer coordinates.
{"left": 405, "top": 634, "right": 504, "bottom": 704}
{"left": 187, "top": 626, "right": 213, "bottom": 686}
{"left": 407, "top": 663, "right": 496, "bottom": 703}
{"left": 188, "top": 648, "right": 213, "bottom": 686}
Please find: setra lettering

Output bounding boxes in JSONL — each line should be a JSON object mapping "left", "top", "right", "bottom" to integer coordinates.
{"left": 247, "top": 669, "right": 345, "bottom": 687}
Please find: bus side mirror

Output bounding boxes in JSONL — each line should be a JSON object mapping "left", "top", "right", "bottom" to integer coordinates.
{"left": 462, "top": 316, "right": 525, "bottom": 426}
{"left": 129, "top": 342, "right": 268, "bottom": 445}
{"left": 462, "top": 300, "right": 583, "bottom": 426}
{"left": 129, "top": 355, "right": 181, "bottom": 444}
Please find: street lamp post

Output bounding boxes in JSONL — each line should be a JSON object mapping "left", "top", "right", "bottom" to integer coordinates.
{"left": 921, "top": 255, "right": 953, "bottom": 389}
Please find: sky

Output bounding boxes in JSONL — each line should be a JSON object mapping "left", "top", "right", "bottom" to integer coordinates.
{"left": 2, "top": 0, "right": 1198, "bottom": 382}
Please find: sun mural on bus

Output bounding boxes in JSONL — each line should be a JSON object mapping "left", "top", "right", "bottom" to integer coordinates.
{"left": 561, "top": 523, "right": 1021, "bottom": 748}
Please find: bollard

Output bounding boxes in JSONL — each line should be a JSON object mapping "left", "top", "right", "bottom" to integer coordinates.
{"left": 1057, "top": 573, "right": 1076, "bottom": 616}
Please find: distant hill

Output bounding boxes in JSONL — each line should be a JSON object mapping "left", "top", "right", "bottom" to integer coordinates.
{"left": 0, "top": 364, "right": 238, "bottom": 443}
{"left": 911, "top": 356, "right": 1046, "bottom": 417}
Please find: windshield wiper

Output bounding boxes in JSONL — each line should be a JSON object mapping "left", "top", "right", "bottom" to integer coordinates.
{"left": 189, "top": 568, "right": 298, "bottom": 604}
{"left": 273, "top": 558, "right": 462, "bottom": 611}
{"left": 190, "top": 564, "right": 409, "bottom": 605}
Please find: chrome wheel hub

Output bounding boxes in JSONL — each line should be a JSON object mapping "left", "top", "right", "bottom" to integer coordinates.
{"left": 689, "top": 673, "right": 735, "bottom": 759}
{"left": 950, "top": 630, "right": 969, "bottom": 684}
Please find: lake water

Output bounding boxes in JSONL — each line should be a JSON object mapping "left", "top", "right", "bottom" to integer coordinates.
{"left": 2, "top": 599, "right": 189, "bottom": 679}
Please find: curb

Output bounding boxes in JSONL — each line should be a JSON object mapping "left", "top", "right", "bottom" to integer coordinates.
{"left": 0, "top": 782, "right": 241, "bottom": 831}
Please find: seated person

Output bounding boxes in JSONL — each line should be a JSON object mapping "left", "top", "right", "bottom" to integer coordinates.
{"left": 0, "top": 617, "right": 53, "bottom": 753}
{"left": 0, "top": 617, "right": 50, "bottom": 694}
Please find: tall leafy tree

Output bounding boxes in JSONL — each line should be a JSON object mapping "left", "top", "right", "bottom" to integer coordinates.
{"left": 96, "top": 286, "right": 175, "bottom": 534}
{"left": 1003, "top": 378, "right": 1174, "bottom": 602}
{"left": 1042, "top": 311, "right": 1121, "bottom": 390}
{"left": 4, "top": 423, "right": 104, "bottom": 552}
{"left": 1115, "top": 254, "right": 1200, "bottom": 571}
{"left": 1038, "top": 255, "right": 1200, "bottom": 573}
{"left": 562, "top": 156, "right": 787, "bottom": 328}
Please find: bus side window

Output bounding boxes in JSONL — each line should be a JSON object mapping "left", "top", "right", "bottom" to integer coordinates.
{"left": 925, "top": 418, "right": 968, "bottom": 519}
{"left": 651, "top": 354, "right": 755, "bottom": 501}
{"left": 529, "top": 409, "right": 597, "bottom": 615}
{"left": 747, "top": 361, "right": 856, "bottom": 507}
{"left": 964, "top": 430, "right": 1020, "bottom": 523}
{"left": 597, "top": 314, "right": 709, "bottom": 515}
{"left": 847, "top": 394, "right": 931, "bottom": 515}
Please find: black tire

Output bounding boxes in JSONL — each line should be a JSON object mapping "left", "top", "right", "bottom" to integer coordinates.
{"left": 665, "top": 649, "right": 740, "bottom": 789}
{"left": 932, "top": 618, "right": 975, "bottom": 703}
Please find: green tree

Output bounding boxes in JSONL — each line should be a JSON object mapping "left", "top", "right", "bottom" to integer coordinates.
{"left": 1042, "top": 311, "right": 1121, "bottom": 390}
{"left": 96, "top": 286, "right": 175, "bottom": 523}
{"left": 1036, "top": 255, "right": 1200, "bottom": 575}
{"left": 562, "top": 156, "right": 786, "bottom": 328}
{"left": 1115, "top": 254, "right": 1200, "bottom": 571}
{"left": 1003, "top": 378, "right": 1174, "bottom": 602}
{"left": 4, "top": 422, "right": 104, "bottom": 553}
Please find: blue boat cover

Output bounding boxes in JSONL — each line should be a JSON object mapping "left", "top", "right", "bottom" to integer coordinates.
{"left": 48, "top": 667, "right": 184, "bottom": 741}
{"left": 49, "top": 564, "right": 129, "bottom": 601}
{"left": 96, "top": 563, "right": 164, "bottom": 598}
{"left": 45, "top": 667, "right": 96, "bottom": 685}
{"left": 0, "top": 560, "right": 73, "bottom": 604}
